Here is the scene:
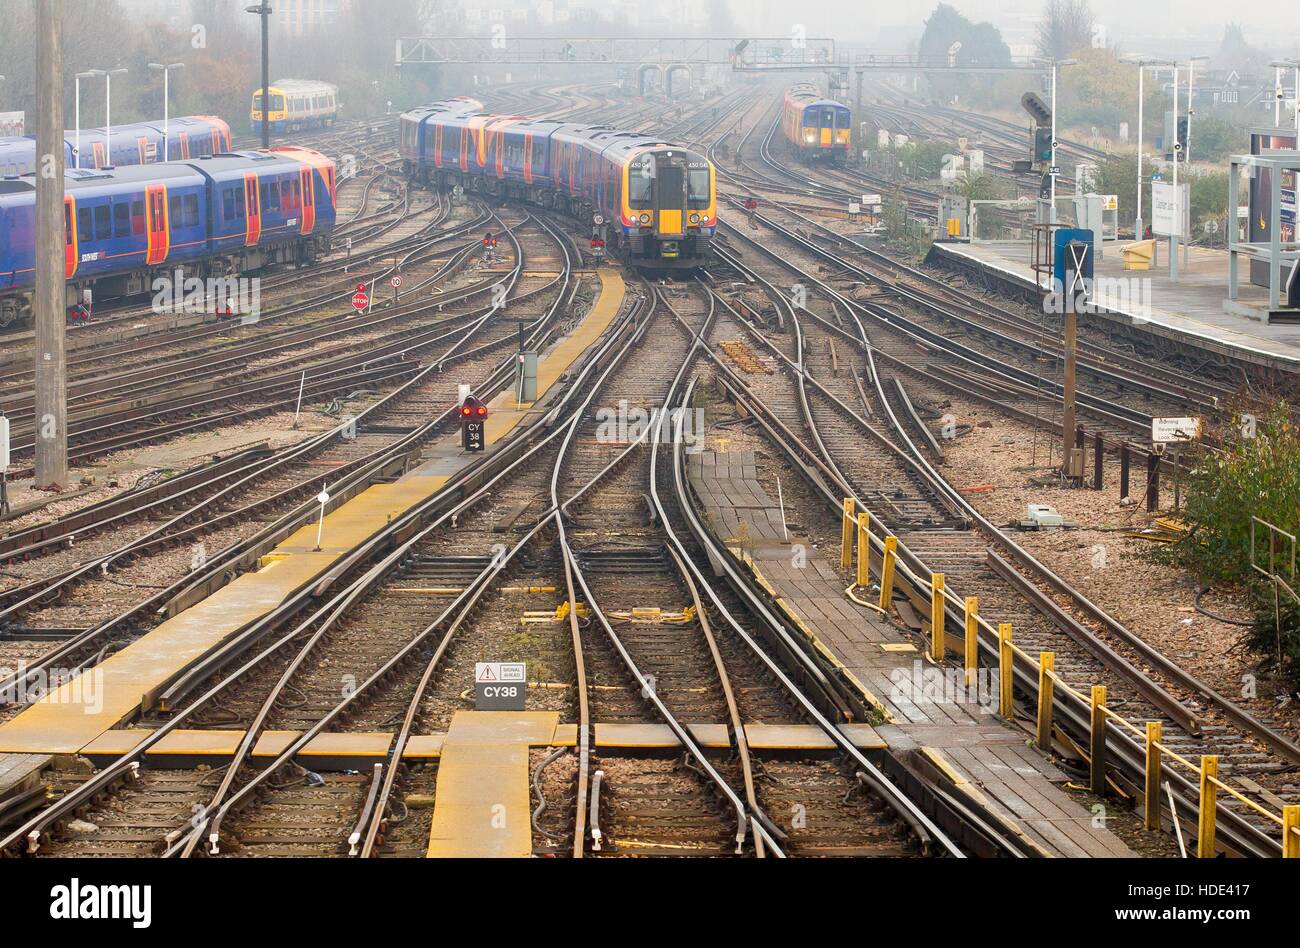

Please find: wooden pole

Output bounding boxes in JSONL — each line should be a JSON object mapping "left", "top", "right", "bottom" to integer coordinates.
{"left": 35, "top": 0, "right": 68, "bottom": 490}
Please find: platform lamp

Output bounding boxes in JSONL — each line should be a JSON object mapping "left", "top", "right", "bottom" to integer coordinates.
{"left": 1268, "top": 60, "right": 1292, "bottom": 128}
{"left": 246, "top": 3, "right": 273, "bottom": 149}
{"left": 102, "top": 68, "right": 128, "bottom": 168}
{"left": 1183, "top": 56, "right": 1208, "bottom": 269}
{"left": 1031, "top": 57, "right": 1077, "bottom": 225}
{"left": 74, "top": 69, "right": 105, "bottom": 170}
{"left": 1121, "top": 56, "right": 1175, "bottom": 243}
{"left": 148, "top": 62, "right": 184, "bottom": 161}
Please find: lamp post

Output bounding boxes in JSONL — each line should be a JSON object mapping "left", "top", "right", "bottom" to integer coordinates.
{"left": 1122, "top": 57, "right": 1174, "bottom": 243}
{"left": 1033, "top": 57, "right": 1077, "bottom": 225}
{"left": 246, "top": 3, "right": 273, "bottom": 149}
{"left": 103, "top": 67, "right": 127, "bottom": 168}
{"left": 1269, "top": 61, "right": 1289, "bottom": 127}
{"left": 74, "top": 69, "right": 104, "bottom": 169}
{"left": 1184, "top": 56, "right": 1208, "bottom": 268}
{"left": 148, "top": 62, "right": 185, "bottom": 161}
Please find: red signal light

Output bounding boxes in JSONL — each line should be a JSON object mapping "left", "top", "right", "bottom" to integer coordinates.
{"left": 477, "top": 406, "right": 487, "bottom": 416}
{"left": 462, "top": 406, "right": 471, "bottom": 416}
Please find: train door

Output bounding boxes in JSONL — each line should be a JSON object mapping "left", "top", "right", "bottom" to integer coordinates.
{"left": 523, "top": 133, "right": 533, "bottom": 185}
{"left": 212, "top": 128, "right": 223, "bottom": 155}
{"left": 459, "top": 128, "right": 469, "bottom": 172}
{"left": 179, "top": 132, "right": 190, "bottom": 159}
{"left": 144, "top": 185, "right": 169, "bottom": 265}
{"left": 434, "top": 124, "right": 444, "bottom": 169}
{"left": 655, "top": 161, "right": 686, "bottom": 236}
{"left": 64, "top": 195, "right": 78, "bottom": 278}
{"left": 299, "top": 166, "right": 316, "bottom": 235}
{"left": 243, "top": 174, "right": 261, "bottom": 245}
{"left": 92, "top": 141, "right": 106, "bottom": 169}
{"left": 820, "top": 108, "right": 833, "bottom": 147}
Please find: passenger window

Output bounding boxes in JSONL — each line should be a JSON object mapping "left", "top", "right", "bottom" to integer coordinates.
{"left": 223, "top": 188, "right": 236, "bottom": 220}
{"left": 113, "top": 202, "right": 130, "bottom": 237}
{"left": 132, "top": 200, "right": 144, "bottom": 235}
{"left": 94, "top": 205, "right": 111, "bottom": 240}
{"left": 235, "top": 187, "right": 245, "bottom": 219}
{"left": 183, "top": 194, "right": 199, "bottom": 228}
{"left": 280, "top": 179, "right": 291, "bottom": 208}
{"left": 78, "top": 207, "right": 93, "bottom": 242}
{"left": 65, "top": 204, "right": 73, "bottom": 245}
{"left": 168, "top": 195, "right": 180, "bottom": 224}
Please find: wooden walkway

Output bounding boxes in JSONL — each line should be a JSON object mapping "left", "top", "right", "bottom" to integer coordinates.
{"left": 688, "top": 449, "right": 1134, "bottom": 857}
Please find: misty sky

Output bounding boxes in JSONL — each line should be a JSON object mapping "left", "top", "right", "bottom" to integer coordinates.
{"left": 731, "top": 0, "right": 1297, "bottom": 52}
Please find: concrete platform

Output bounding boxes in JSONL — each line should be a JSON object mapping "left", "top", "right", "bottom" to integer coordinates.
{"left": 931, "top": 239, "right": 1300, "bottom": 372}
{"left": 0, "top": 269, "right": 628, "bottom": 760}
{"left": 688, "top": 449, "right": 1135, "bottom": 858}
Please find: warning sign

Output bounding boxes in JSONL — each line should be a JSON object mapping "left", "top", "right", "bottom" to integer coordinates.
{"left": 1151, "top": 416, "right": 1201, "bottom": 444}
{"left": 474, "top": 662, "right": 527, "bottom": 710}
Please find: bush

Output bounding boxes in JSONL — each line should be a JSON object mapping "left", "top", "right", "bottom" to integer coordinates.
{"left": 1160, "top": 400, "right": 1300, "bottom": 686}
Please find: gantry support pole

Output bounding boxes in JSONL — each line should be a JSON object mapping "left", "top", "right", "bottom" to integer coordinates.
{"left": 35, "top": 0, "right": 68, "bottom": 490}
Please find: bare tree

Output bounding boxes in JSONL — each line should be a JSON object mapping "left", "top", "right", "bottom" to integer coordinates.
{"left": 1037, "top": 0, "right": 1094, "bottom": 59}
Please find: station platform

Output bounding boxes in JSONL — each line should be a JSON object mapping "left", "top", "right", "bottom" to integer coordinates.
{"left": 0, "top": 269, "right": 628, "bottom": 762}
{"left": 930, "top": 239, "right": 1300, "bottom": 373}
{"left": 688, "top": 449, "right": 1136, "bottom": 858}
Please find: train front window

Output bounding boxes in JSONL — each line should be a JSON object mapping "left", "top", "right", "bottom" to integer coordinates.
{"left": 628, "top": 157, "right": 653, "bottom": 208}
{"left": 688, "top": 167, "right": 710, "bottom": 208}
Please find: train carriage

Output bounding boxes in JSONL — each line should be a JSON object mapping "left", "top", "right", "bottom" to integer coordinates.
{"left": 251, "top": 80, "right": 339, "bottom": 137}
{"left": 0, "top": 146, "right": 335, "bottom": 326}
{"left": 0, "top": 116, "right": 232, "bottom": 177}
{"left": 399, "top": 100, "right": 716, "bottom": 269}
{"left": 782, "top": 83, "right": 851, "bottom": 162}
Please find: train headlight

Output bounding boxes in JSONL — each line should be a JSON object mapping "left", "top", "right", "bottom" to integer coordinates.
{"left": 803, "top": 131, "right": 816, "bottom": 143}
{"left": 639, "top": 213, "right": 651, "bottom": 225}
{"left": 689, "top": 213, "right": 700, "bottom": 225}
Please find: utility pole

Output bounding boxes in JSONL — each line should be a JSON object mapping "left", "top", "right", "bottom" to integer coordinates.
{"left": 247, "top": 3, "right": 272, "bottom": 149}
{"left": 1062, "top": 307, "right": 1077, "bottom": 482}
{"left": 35, "top": 0, "right": 68, "bottom": 490}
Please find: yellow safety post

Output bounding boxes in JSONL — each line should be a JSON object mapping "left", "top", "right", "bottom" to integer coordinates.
{"left": 1089, "top": 686, "right": 1108, "bottom": 794}
{"left": 1145, "top": 722, "right": 1163, "bottom": 832}
{"left": 1036, "top": 653, "right": 1054, "bottom": 750}
{"left": 998, "top": 623, "right": 1013, "bottom": 719}
{"left": 855, "top": 512, "right": 870, "bottom": 588}
{"left": 1198, "top": 755, "right": 1218, "bottom": 858}
{"left": 963, "top": 597, "right": 978, "bottom": 687}
{"left": 1283, "top": 806, "right": 1300, "bottom": 859}
{"left": 840, "top": 498, "right": 855, "bottom": 570}
{"left": 877, "top": 536, "right": 898, "bottom": 612}
{"left": 929, "top": 573, "right": 945, "bottom": 661}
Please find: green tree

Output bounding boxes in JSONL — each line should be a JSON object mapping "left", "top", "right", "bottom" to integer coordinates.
{"left": 917, "top": 4, "right": 1011, "bottom": 105}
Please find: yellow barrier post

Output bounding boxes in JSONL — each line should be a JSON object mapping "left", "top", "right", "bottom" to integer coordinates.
{"left": 1284, "top": 806, "right": 1300, "bottom": 859}
{"left": 1145, "top": 722, "right": 1163, "bottom": 832}
{"left": 1089, "top": 686, "right": 1107, "bottom": 795}
{"left": 998, "top": 623, "right": 1013, "bottom": 719}
{"left": 1036, "top": 653, "right": 1054, "bottom": 750}
{"left": 877, "top": 536, "right": 897, "bottom": 612}
{"left": 929, "top": 573, "right": 945, "bottom": 661}
{"left": 840, "top": 498, "right": 855, "bottom": 570}
{"left": 855, "top": 512, "right": 870, "bottom": 588}
{"left": 963, "top": 597, "right": 978, "bottom": 687}
{"left": 1198, "top": 755, "right": 1218, "bottom": 858}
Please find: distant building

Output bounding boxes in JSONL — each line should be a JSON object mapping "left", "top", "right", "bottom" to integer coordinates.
{"left": 273, "top": 0, "right": 353, "bottom": 38}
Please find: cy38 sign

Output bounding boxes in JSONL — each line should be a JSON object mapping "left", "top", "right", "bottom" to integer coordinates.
{"left": 475, "top": 662, "right": 526, "bottom": 710}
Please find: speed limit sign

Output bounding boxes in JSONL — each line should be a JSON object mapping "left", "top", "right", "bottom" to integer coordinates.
{"left": 390, "top": 274, "right": 402, "bottom": 289}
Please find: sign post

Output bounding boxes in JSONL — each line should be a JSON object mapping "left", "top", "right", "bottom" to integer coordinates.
{"left": 314, "top": 489, "right": 330, "bottom": 551}
{"left": 350, "top": 282, "right": 369, "bottom": 314}
{"left": 0, "top": 414, "right": 9, "bottom": 515}
{"left": 474, "top": 662, "right": 526, "bottom": 710}
{"left": 390, "top": 273, "right": 401, "bottom": 301}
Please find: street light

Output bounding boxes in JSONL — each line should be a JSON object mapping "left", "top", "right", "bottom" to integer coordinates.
{"left": 103, "top": 68, "right": 127, "bottom": 168}
{"left": 246, "top": 3, "right": 273, "bottom": 149}
{"left": 148, "top": 62, "right": 185, "bottom": 161}
{"left": 1121, "top": 56, "right": 1174, "bottom": 242}
{"left": 1033, "top": 57, "right": 1077, "bottom": 225}
{"left": 74, "top": 69, "right": 105, "bottom": 169}
{"left": 1268, "top": 60, "right": 1294, "bottom": 127}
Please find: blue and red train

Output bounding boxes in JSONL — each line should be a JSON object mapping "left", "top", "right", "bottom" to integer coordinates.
{"left": 781, "top": 84, "right": 851, "bottom": 162}
{"left": 0, "top": 116, "right": 232, "bottom": 178}
{"left": 399, "top": 98, "right": 716, "bottom": 268}
{"left": 0, "top": 146, "right": 336, "bottom": 326}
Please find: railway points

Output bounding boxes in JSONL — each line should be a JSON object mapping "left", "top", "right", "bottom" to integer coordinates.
{"left": 0, "top": 11, "right": 1296, "bottom": 926}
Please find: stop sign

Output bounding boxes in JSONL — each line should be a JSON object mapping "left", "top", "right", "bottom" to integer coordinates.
{"left": 351, "top": 283, "right": 369, "bottom": 311}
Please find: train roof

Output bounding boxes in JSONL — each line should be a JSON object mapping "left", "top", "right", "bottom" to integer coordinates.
{"left": 267, "top": 79, "right": 339, "bottom": 95}
{"left": 786, "top": 84, "right": 849, "bottom": 109}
